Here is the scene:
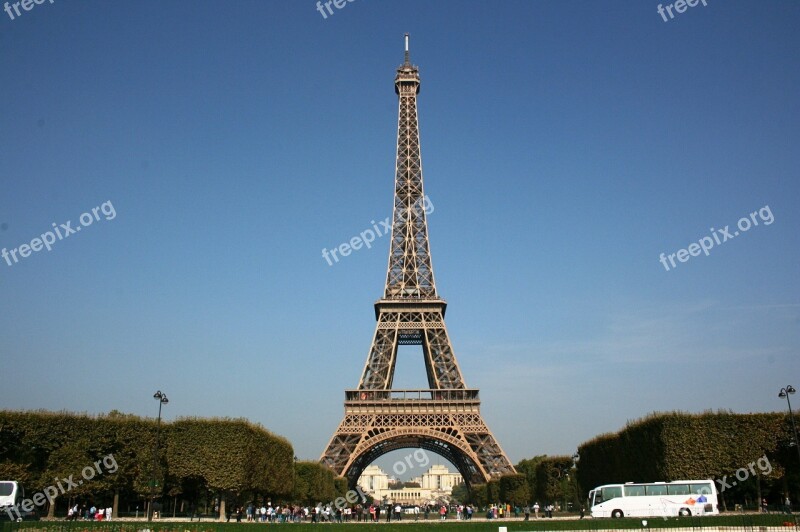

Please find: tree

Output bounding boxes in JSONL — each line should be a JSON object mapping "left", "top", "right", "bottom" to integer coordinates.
{"left": 500, "top": 474, "right": 530, "bottom": 506}
{"left": 516, "top": 455, "right": 546, "bottom": 502}
{"left": 450, "top": 483, "right": 469, "bottom": 503}
{"left": 487, "top": 479, "right": 500, "bottom": 503}
{"left": 292, "top": 461, "right": 337, "bottom": 505}
{"left": 165, "top": 418, "right": 294, "bottom": 520}
{"left": 459, "top": 483, "right": 487, "bottom": 507}
{"left": 0, "top": 462, "right": 30, "bottom": 484}
{"left": 535, "top": 456, "right": 574, "bottom": 509}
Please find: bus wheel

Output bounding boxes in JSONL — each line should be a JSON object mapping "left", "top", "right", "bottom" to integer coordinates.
{"left": 679, "top": 508, "right": 691, "bottom": 517}
{"left": 611, "top": 510, "right": 624, "bottom": 518}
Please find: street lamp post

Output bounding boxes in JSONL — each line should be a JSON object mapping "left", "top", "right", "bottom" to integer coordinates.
{"left": 571, "top": 453, "right": 581, "bottom": 516}
{"left": 148, "top": 390, "right": 169, "bottom": 522}
{"left": 555, "top": 456, "right": 579, "bottom": 514}
{"left": 779, "top": 385, "right": 800, "bottom": 470}
{"left": 557, "top": 454, "right": 581, "bottom": 513}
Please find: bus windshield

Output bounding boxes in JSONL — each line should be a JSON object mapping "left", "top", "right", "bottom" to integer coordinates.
{"left": 0, "top": 482, "right": 14, "bottom": 496}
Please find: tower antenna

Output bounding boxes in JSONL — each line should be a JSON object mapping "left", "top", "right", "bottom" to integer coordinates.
{"left": 404, "top": 33, "right": 410, "bottom": 64}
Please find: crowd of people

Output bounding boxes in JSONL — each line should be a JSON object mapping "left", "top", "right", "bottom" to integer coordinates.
{"left": 227, "top": 502, "right": 436, "bottom": 523}
{"left": 222, "top": 501, "right": 574, "bottom": 523}
{"left": 65, "top": 503, "right": 112, "bottom": 521}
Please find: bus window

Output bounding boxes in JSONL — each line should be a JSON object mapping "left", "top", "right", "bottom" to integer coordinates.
{"left": 667, "top": 484, "right": 690, "bottom": 495}
{"left": 645, "top": 485, "right": 667, "bottom": 496}
{"left": 602, "top": 486, "right": 623, "bottom": 501}
{"left": 691, "top": 483, "right": 713, "bottom": 495}
{"left": 624, "top": 485, "right": 646, "bottom": 496}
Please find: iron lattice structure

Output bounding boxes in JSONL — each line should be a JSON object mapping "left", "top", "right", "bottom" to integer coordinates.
{"left": 320, "top": 35, "right": 515, "bottom": 488}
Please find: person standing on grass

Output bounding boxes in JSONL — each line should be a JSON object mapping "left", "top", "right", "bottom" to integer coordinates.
{"left": 524, "top": 505, "right": 530, "bottom": 521}
{"left": 785, "top": 496, "right": 792, "bottom": 515}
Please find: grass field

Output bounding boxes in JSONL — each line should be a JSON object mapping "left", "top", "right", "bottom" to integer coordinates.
{"left": 2, "top": 514, "right": 798, "bottom": 532}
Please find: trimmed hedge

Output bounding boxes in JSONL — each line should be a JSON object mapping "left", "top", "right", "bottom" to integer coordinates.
{"left": 576, "top": 411, "right": 797, "bottom": 508}
{"left": 0, "top": 410, "right": 311, "bottom": 519}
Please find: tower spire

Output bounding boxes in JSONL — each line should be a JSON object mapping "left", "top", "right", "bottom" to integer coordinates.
{"left": 388, "top": 34, "right": 426, "bottom": 296}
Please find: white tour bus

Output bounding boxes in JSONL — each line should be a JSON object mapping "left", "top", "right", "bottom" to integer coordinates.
{"left": 1, "top": 481, "right": 23, "bottom": 520}
{"left": 589, "top": 480, "right": 719, "bottom": 518}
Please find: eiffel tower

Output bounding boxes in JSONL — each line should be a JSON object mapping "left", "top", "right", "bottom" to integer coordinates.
{"left": 320, "top": 35, "right": 515, "bottom": 488}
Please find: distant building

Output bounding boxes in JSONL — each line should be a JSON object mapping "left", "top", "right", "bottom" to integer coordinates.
{"left": 357, "top": 464, "right": 463, "bottom": 506}
{"left": 412, "top": 464, "right": 464, "bottom": 492}
{"left": 358, "top": 464, "right": 389, "bottom": 493}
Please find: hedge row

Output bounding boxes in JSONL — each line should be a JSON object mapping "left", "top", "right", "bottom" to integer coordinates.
{"left": 575, "top": 411, "right": 799, "bottom": 508}
{"left": 0, "top": 410, "right": 343, "bottom": 519}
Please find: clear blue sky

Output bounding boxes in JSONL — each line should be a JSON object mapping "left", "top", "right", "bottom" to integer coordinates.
{"left": 2, "top": 1, "right": 799, "bottom": 471}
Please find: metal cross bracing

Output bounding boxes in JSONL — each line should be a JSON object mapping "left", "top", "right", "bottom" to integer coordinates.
{"left": 320, "top": 34, "right": 515, "bottom": 489}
